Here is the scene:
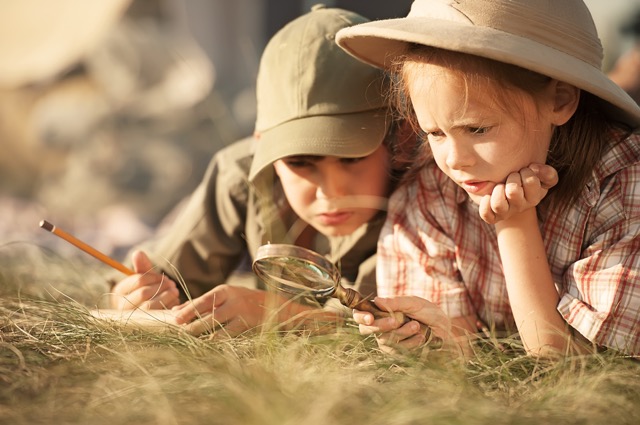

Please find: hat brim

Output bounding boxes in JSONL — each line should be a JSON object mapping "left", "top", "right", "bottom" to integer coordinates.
{"left": 336, "top": 18, "right": 640, "bottom": 128}
{"left": 249, "top": 109, "right": 389, "bottom": 181}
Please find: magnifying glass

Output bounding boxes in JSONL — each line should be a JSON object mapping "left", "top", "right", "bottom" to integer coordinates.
{"left": 252, "top": 243, "right": 405, "bottom": 322}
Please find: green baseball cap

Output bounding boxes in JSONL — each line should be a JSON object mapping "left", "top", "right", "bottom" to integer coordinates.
{"left": 248, "top": 4, "right": 390, "bottom": 181}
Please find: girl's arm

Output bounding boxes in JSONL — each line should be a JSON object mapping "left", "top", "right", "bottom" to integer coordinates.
{"left": 495, "top": 209, "right": 580, "bottom": 355}
{"left": 488, "top": 165, "right": 587, "bottom": 355}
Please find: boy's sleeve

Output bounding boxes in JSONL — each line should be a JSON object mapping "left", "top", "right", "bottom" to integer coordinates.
{"left": 137, "top": 138, "right": 255, "bottom": 299}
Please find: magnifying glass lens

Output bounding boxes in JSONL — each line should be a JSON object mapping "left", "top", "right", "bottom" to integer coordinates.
{"left": 253, "top": 244, "right": 406, "bottom": 324}
{"left": 253, "top": 245, "right": 339, "bottom": 298}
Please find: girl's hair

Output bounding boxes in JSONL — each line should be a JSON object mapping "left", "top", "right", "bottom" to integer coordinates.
{"left": 383, "top": 115, "right": 422, "bottom": 187}
{"left": 391, "top": 44, "right": 632, "bottom": 212}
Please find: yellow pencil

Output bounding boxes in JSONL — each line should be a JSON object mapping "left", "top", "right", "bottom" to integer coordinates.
{"left": 39, "top": 219, "right": 135, "bottom": 276}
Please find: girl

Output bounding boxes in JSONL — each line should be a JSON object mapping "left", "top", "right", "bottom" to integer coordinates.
{"left": 336, "top": 0, "right": 640, "bottom": 356}
{"left": 109, "top": 5, "right": 414, "bottom": 336}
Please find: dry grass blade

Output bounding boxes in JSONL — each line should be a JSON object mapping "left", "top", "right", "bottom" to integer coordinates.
{"left": 0, "top": 246, "right": 638, "bottom": 424}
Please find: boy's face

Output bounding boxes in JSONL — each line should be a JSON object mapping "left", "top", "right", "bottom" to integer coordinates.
{"left": 273, "top": 144, "right": 391, "bottom": 237}
{"left": 407, "top": 64, "right": 555, "bottom": 205}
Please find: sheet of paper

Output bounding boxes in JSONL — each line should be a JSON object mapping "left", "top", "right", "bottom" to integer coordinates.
{"left": 90, "top": 308, "right": 180, "bottom": 328}
{"left": 90, "top": 309, "right": 217, "bottom": 335}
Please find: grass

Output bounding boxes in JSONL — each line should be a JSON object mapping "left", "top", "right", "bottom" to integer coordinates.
{"left": 1, "top": 243, "right": 639, "bottom": 425}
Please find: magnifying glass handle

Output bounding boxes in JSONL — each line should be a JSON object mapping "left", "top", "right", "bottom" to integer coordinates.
{"left": 335, "top": 285, "right": 407, "bottom": 324}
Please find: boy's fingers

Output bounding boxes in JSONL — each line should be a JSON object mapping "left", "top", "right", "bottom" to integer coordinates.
{"left": 174, "top": 289, "right": 230, "bottom": 323}
{"left": 183, "top": 313, "right": 223, "bottom": 335}
{"left": 131, "top": 250, "right": 154, "bottom": 273}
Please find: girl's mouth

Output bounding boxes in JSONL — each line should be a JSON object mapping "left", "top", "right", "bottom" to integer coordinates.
{"left": 460, "top": 180, "right": 491, "bottom": 195}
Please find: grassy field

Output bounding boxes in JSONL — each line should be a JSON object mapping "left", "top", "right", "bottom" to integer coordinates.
{"left": 1, "top": 245, "right": 639, "bottom": 425}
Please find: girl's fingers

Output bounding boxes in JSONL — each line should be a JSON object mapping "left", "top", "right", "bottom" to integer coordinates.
{"left": 519, "top": 167, "right": 541, "bottom": 203}
{"left": 356, "top": 315, "right": 402, "bottom": 335}
{"left": 351, "top": 310, "right": 374, "bottom": 326}
{"left": 528, "top": 163, "right": 559, "bottom": 189}
{"left": 490, "top": 183, "right": 508, "bottom": 216}
{"left": 478, "top": 194, "right": 496, "bottom": 223}
{"left": 504, "top": 172, "right": 524, "bottom": 201}
{"left": 374, "top": 320, "right": 426, "bottom": 348}
{"left": 374, "top": 296, "right": 451, "bottom": 337}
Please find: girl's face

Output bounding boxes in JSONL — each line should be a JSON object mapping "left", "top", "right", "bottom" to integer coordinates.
{"left": 407, "top": 63, "right": 557, "bottom": 205}
{"left": 273, "top": 144, "right": 391, "bottom": 236}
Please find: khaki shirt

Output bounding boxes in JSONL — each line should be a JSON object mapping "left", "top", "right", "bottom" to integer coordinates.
{"left": 140, "top": 137, "right": 383, "bottom": 302}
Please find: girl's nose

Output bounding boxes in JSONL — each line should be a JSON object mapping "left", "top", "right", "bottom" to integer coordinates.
{"left": 445, "top": 138, "right": 474, "bottom": 170}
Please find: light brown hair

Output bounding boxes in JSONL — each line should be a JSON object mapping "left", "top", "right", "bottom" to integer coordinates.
{"left": 391, "top": 44, "right": 631, "bottom": 212}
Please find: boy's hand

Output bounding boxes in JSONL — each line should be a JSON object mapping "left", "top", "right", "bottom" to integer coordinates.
{"left": 110, "top": 250, "right": 181, "bottom": 310}
{"left": 171, "top": 285, "right": 269, "bottom": 337}
{"left": 479, "top": 163, "right": 558, "bottom": 224}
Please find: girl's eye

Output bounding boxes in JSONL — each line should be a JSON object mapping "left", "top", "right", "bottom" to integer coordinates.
{"left": 423, "top": 129, "right": 445, "bottom": 140}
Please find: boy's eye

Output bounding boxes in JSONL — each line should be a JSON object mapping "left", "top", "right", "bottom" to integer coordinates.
{"left": 283, "top": 158, "right": 312, "bottom": 167}
{"left": 340, "top": 157, "right": 364, "bottom": 164}
{"left": 469, "top": 126, "right": 489, "bottom": 135}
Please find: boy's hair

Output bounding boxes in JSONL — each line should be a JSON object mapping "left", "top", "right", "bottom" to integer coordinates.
{"left": 391, "top": 45, "right": 632, "bottom": 211}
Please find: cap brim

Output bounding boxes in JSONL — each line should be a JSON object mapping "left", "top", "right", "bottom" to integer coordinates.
{"left": 249, "top": 109, "right": 389, "bottom": 181}
{"left": 337, "top": 18, "right": 640, "bottom": 128}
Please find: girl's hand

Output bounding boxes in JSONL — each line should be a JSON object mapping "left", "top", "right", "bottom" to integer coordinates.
{"left": 353, "top": 296, "right": 452, "bottom": 354}
{"left": 110, "top": 250, "right": 181, "bottom": 310}
{"left": 479, "top": 163, "right": 558, "bottom": 224}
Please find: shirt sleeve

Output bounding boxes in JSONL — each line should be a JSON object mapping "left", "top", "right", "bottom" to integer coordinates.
{"left": 141, "top": 138, "right": 254, "bottom": 298}
{"left": 377, "top": 164, "right": 476, "bottom": 319}
{"left": 557, "top": 163, "right": 640, "bottom": 355}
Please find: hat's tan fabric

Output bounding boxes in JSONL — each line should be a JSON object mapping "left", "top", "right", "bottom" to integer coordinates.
{"left": 336, "top": 0, "right": 640, "bottom": 128}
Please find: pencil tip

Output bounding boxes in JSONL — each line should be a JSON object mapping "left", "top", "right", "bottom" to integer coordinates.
{"left": 39, "top": 220, "right": 54, "bottom": 232}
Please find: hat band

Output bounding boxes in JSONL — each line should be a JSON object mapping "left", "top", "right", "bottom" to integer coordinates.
{"left": 410, "top": 0, "right": 602, "bottom": 68}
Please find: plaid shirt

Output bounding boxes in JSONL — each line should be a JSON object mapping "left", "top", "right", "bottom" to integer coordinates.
{"left": 378, "top": 131, "right": 640, "bottom": 355}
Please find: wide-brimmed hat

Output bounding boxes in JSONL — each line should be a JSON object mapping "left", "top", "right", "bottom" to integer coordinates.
{"left": 336, "top": 0, "right": 640, "bottom": 128}
{"left": 248, "top": 5, "right": 390, "bottom": 181}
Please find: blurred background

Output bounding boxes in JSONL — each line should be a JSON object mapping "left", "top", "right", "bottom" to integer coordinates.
{"left": 0, "top": 0, "right": 413, "bottom": 264}
{"left": 0, "top": 0, "right": 638, "bottom": 267}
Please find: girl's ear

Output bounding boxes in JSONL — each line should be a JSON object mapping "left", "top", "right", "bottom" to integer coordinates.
{"left": 550, "top": 80, "right": 580, "bottom": 126}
